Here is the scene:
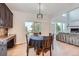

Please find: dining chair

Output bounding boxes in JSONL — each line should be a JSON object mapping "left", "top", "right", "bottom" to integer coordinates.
{"left": 26, "top": 34, "right": 29, "bottom": 56}
{"left": 26, "top": 34, "right": 34, "bottom": 56}
{"left": 26, "top": 34, "right": 43, "bottom": 56}
{"left": 42, "top": 34, "right": 54, "bottom": 56}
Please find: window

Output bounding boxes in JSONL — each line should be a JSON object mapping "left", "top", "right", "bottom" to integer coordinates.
{"left": 56, "top": 22, "right": 67, "bottom": 33}
{"left": 25, "top": 21, "right": 41, "bottom": 36}
{"left": 56, "top": 23, "right": 62, "bottom": 33}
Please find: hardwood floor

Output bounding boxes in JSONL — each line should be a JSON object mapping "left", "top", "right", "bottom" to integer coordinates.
{"left": 7, "top": 39, "right": 79, "bottom": 56}
{"left": 7, "top": 43, "right": 50, "bottom": 56}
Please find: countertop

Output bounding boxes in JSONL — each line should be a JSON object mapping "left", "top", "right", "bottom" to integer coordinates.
{"left": 0, "top": 34, "right": 16, "bottom": 43}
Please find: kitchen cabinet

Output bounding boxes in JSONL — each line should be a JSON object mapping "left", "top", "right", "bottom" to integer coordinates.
{"left": 0, "top": 4, "right": 6, "bottom": 27}
{"left": 7, "top": 35, "right": 16, "bottom": 49}
{"left": 0, "top": 34, "right": 16, "bottom": 56}
{"left": 0, "top": 41, "right": 7, "bottom": 56}
{"left": 5, "top": 4, "right": 13, "bottom": 28}
{"left": 9, "top": 11, "right": 13, "bottom": 27}
{"left": 0, "top": 3, "right": 13, "bottom": 28}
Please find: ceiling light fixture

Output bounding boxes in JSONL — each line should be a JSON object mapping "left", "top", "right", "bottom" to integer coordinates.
{"left": 37, "top": 3, "right": 43, "bottom": 19}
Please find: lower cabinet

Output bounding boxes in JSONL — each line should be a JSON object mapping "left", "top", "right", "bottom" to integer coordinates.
{"left": 0, "top": 41, "right": 7, "bottom": 56}
{"left": 0, "top": 35, "right": 16, "bottom": 56}
{"left": 7, "top": 38, "right": 15, "bottom": 49}
{"left": 56, "top": 33, "right": 79, "bottom": 46}
{"left": 0, "top": 45, "right": 7, "bottom": 56}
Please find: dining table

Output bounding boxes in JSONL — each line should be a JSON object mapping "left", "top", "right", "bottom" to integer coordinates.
{"left": 28, "top": 35, "right": 50, "bottom": 55}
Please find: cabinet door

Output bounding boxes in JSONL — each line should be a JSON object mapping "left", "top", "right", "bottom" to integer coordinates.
{"left": 9, "top": 11, "right": 13, "bottom": 28}
{"left": 5, "top": 5, "right": 13, "bottom": 28}
{"left": 5, "top": 6, "right": 10, "bottom": 27}
{"left": 0, "top": 3, "right": 13, "bottom": 28}
{"left": 0, "top": 4, "right": 6, "bottom": 27}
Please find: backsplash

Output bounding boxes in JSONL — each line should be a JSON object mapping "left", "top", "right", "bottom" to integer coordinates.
{"left": 0, "top": 28, "right": 8, "bottom": 37}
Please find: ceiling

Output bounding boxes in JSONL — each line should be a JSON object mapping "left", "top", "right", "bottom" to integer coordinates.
{"left": 6, "top": 3, "right": 79, "bottom": 19}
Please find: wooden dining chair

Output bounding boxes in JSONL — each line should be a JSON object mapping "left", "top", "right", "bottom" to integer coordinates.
{"left": 26, "top": 34, "right": 42, "bottom": 56}
{"left": 42, "top": 34, "right": 54, "bottom": 56}
{"left": 26, "top": 34, "right": 29, "bottom": 56}
{"left": 26, "top": 34, "right": 34, "bottom": 56}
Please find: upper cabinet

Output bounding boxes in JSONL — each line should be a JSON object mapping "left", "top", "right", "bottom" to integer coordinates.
{"left": 0, "top": 4, "right": 6, "bottom": 27}
{"left": 0, "top": 3, "right": 13, "bottom": 28}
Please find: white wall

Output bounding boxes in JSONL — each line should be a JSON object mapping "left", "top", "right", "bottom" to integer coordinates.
{"left": 8, "top": 10, "right": 51, "bottom": 44}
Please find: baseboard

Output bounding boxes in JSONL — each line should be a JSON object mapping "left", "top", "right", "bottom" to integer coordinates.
{"left": 15, "top": 42, "right": 26, "bottom": 45}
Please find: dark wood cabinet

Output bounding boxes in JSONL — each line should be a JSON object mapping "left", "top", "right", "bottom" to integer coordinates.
{"left": 0, "top": 4, "right": 6, "bottom": 27}
{"left": 7, "top": 35, "right": 16, "bottom": 49}
{"left": 9, "top": 11, "right": 13, "bottom": 27}
{"left": 0, "top": 3, "right": 13, "bottom": 28}
{"left": 5, "top": 5, "right": 9, "bottom": 27}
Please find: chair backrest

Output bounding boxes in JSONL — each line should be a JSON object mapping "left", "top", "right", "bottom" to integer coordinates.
{"left": 42, "top": 34, "right": 54, "bottom": 49}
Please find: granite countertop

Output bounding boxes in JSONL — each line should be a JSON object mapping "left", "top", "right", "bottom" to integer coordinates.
{"left": 0, "top": 34, "right": 16, "bottom": 43}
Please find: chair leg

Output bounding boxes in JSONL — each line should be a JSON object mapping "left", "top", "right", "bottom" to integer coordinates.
{"left": 50, "top": 46, "right": 52, "bottom": 56}
{"left": 42, "top": 51, "right": 44, "bottom": 56}
{"left": 27, "top": 46, "right": 29, "bottom": 56}
{"left": 42, "top": 49, "right": 44, "bottom": 56}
